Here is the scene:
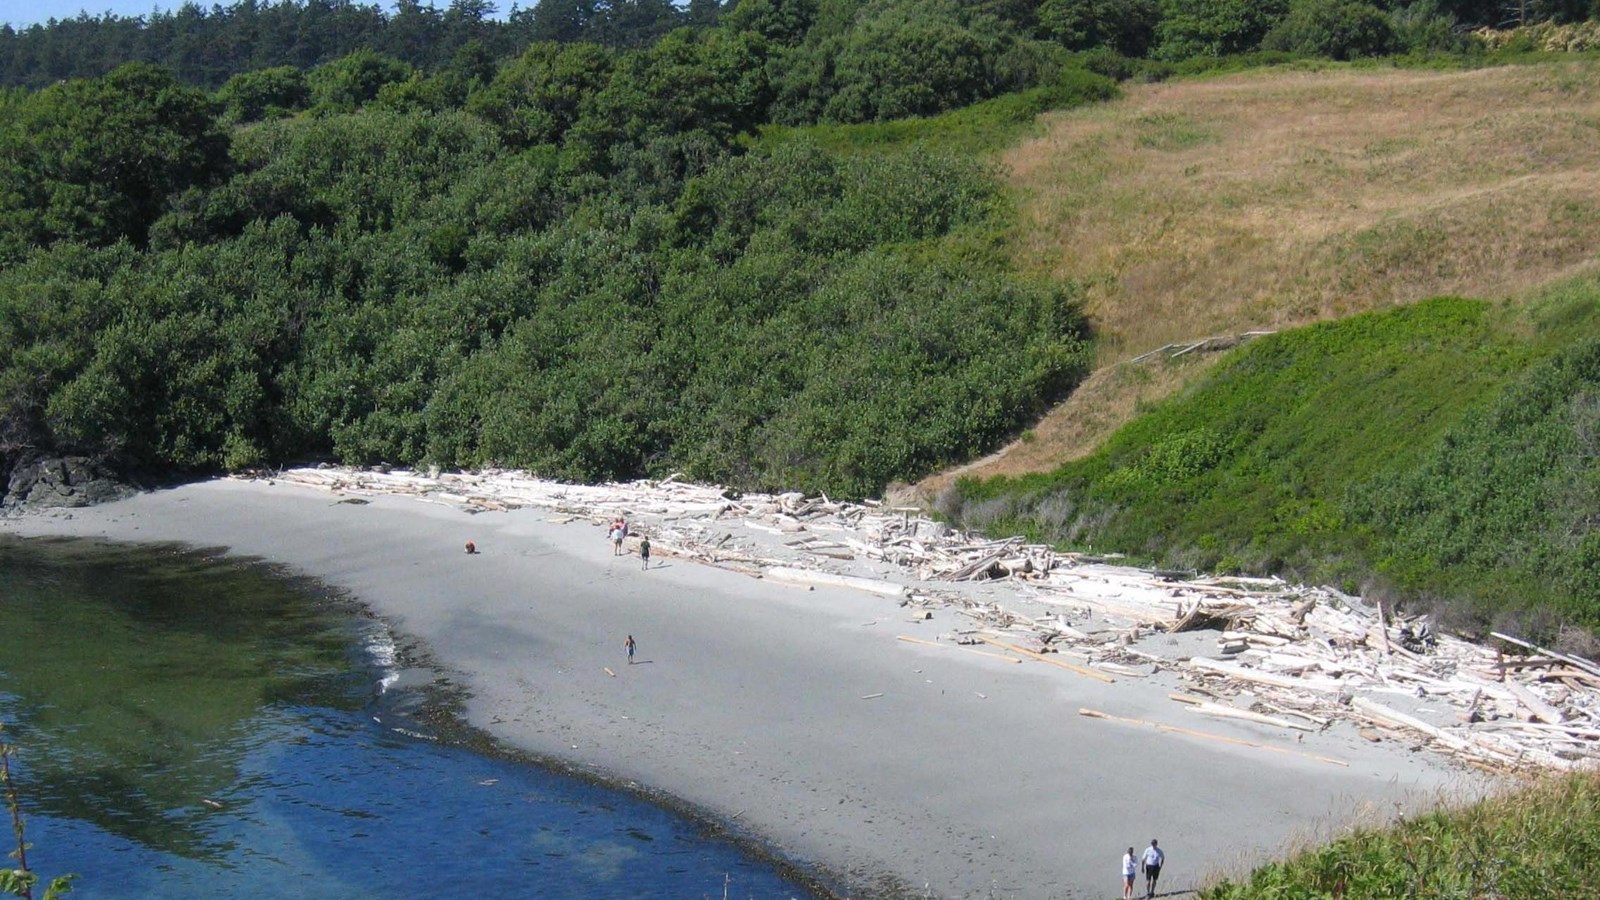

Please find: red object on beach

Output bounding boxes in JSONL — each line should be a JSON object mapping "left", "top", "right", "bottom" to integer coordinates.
{"left": 465, "top": 541, "right": 478, "bottom": 554}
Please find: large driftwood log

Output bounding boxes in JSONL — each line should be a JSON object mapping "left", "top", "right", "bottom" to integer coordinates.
{"left": 1492, "top": 632, "right": 1600, "bottom": 680}
{"left": 763, "top": 567, "right": 906, "bottom": 597}
{"left": 1190, "top": 657, "right": 1347, "bottom": 693}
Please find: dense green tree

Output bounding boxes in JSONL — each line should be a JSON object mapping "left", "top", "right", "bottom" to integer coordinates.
{"left": 0, "top": 63, "right": 229, "bottom": 259}
{"left": 381, "top": 0, "right": 447, "bottom": 63}
{"left": 1154, "top": 0, "right": 1290, "bottom": 58}
{"left": 1037, "top": 0, "right": 1160, "bottom": 55}
{"left": 1263, "top": 0, "right": 1396, "bottom": 58}
{"left": 821, "top": 0, "right": 1002, "bottom": 121}
{"left": 526, "top": 0, "right": 601, "bottom": 42}
{"left": 563, "top": 28, "right": 770, "bottom": 169}
{"left": 307, "top": 49, "right": 415, "bottom": 113}
{"left": 686, "top": 0, "right": 729, "bottom": 28}
{"left": 586, "top": 0, "right": 686, "bottom": 47}
{"left": 0, "top": 244, "right": 131, "bottom": 459}
{"left": 723, "top": 0, "right": 820, "bottom": 44}
{"left": 1388, "top": 0, "right": 1464, "bottom": 53}
{"left": 216, "top": 65, "right": 312, "bottom": 122}
{"left": 468, "top": 41, "right": 615, "bottom": 148}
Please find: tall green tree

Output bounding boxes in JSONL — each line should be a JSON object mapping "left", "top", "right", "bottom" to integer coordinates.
{"left": 1037, "top": 0, "right": 1160, "bottom": 55}
{"left": 216, "top": 65, "right": 312, "bottom": 122}
{"left": 468, "top": 41, "right": 615, "bottom": 148}
{"left": 1154, "top": 0, "right": 1290, "bottom": 58}
{"left": 1262, "top": 0, "right": 1396, "bottom": 59}
{"left": 0, "top": 63, "right": 229, "bottom": 260}
{"left": 308, "top": 49, "right": 415, "bottom": 113}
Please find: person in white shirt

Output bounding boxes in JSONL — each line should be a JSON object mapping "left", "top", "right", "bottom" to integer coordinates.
{"left": 1121, "top": 846, "right": 1138, "bottom": 899}
{"left": 1141, "top": 838, "right": 1165, "bottom": 898}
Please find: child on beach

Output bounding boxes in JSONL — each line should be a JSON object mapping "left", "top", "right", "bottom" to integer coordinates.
{"left": 625, "top": 635, "right": 636, "bottom": 664}
{"left": 1122, "top": 847, "right": 1137, "bottom": 900}
{"left": 639, "top": 536, "right": 650, "bottom": 570}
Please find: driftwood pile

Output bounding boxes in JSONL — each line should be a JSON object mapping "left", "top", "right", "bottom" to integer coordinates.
{"left": 975, "top": 568, "right": 1600, "bottom": 774}
{"left": 254, "top": 466, "right": 1600, "bottom": 774}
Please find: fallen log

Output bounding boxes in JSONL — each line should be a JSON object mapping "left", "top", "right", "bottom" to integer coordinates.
{"left": 1190, "top": 657, "right": 1348, "bottom": 693}
{"left": 763, "top": 566, "right": 906, "bottom": 598}
{"left": 896, "top": 635, "right": 1022, "bottom": 664}
{"left": 1077, "top": 708, "right": 1347, "bottom": 767}
{"left": 1504, "top": 680, "right": 1566, "bottom": 724}
{"left": 1351, "top": 697, "right": 1480, "bottom": 756}
{"left": 1185, "top": 701, "right": 1316, "bottom": 732}
{"left": 977, "top": 637, "right": 1115, "bottom": 683}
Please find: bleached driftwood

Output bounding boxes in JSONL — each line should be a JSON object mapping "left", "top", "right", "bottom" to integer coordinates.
{"left": 250, "top": 465, "right": 1600, "bottom": 774}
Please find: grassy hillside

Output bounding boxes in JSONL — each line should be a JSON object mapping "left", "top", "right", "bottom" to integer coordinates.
{"left": 949, "top": 280, "right": 1600, "bottom": 631}
{"left": 1201, "top": 772, "right": 1600, "bottom": 899}
{"left": 923, "top": 58, "right": 1600, "bottom": 491}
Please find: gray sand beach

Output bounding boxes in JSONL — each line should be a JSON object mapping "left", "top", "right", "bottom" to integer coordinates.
{"left": 2, "top": 478, "right": 1480, "bottom": 898}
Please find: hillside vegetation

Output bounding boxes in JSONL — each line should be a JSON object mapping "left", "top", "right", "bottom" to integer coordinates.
{"left": 951, "top": 283, "right": 1600, "bottom": 631}
{"left": 0, "top": 17, "right": 1117, "bottom": 499}
{"left": 926, "top": 60, "right": 1600, "bottom": 488}
{"left": 1201, "top": 773, "right": 1600, "bottom": 899}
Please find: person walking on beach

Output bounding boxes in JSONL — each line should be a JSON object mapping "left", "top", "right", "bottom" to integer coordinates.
{"left": 610, "top": 523, "right": 625, "bottom": 556}
{"left": 625, "top": 634, "right": 636, "bottom": 664}
{"left": 1141, "top": 839, "right": 1164, "bottom": 898}
{"left": 639, "top": 536, "right": 651, "bottom": 570}
{"left": 1121, "top": 847, "right": 1138, "bottom": 900}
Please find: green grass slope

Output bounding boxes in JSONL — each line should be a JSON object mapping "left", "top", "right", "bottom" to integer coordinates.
{"left": 1201, "top": 772, "right": 1600, "bottom": 899}
{"left": 951, "top": 282, "right": 1600, "bottom": 630}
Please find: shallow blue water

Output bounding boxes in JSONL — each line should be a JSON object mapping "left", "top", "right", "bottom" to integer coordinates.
{"left": 0, "top": 537, "right": 817, "bottom": 899}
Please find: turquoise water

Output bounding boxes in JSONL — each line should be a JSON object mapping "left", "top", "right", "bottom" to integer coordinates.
{"left": 0, "top": 537, "right": 819, "bottom": 899}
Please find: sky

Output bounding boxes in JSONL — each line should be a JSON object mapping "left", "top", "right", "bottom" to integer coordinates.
{"left": 2, "top": 1, "right": 444, "bottom": 28}
{"left": 5, "top": 1, "right": 184, "bottom": 27}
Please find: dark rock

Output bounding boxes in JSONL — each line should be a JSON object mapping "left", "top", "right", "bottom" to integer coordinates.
{"left": 2, "top": 456, "right": 135, "bottom": 511}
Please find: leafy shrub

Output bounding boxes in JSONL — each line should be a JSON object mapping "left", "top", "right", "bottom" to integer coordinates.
{"left": 1154, "top": 0, "right": 1291, "bottom": 60}
{"left": 1389, "top": 0, "right": 1465, "bottom": 54}
{"left": 307, "top": 50, "right": 415, "bottom": 114}
{"left": 1037, "top": 0, "right": 1160, "bottom": 56}
{"left": 216, "top": 66, "right": 310, "bottom": 123}
{"left": 0, "top": 64, "right": 229, "bottom": 259}
{"left": 1262, "top": 0, "right": 1398, "bottom": 59}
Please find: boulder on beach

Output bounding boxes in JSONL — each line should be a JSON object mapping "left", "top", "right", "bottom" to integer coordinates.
{"left": 2, "top": 456, "right": 134, "bottom": 512}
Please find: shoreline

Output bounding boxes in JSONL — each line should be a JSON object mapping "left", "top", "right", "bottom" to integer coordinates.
{"left": 3, "top": 474, "right": 1486, "bottom": 898}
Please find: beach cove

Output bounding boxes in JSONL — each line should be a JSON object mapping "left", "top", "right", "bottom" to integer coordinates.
{"left": 3, "top": 475, "right": 1480, "bottom": 898}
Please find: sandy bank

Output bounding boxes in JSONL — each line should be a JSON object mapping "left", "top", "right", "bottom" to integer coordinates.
{"left": 2, "top": 478, "right": 1477, "bottom": 898}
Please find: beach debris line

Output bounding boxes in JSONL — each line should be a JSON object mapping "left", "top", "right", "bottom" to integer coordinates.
{"left": 1079, "top": 708, "right": 1349, "bottom": 767}
{"left": 250, "top": 466, "right": 1600, "bottom": 774}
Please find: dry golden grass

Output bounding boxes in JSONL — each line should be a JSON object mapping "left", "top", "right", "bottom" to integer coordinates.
{"left": 920, "top": 61, "right": 1600, "bottom": 493}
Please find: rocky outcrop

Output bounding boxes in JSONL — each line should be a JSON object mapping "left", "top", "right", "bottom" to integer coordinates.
{"left": 2, "top": 456, "right": 135, "bottom": 511}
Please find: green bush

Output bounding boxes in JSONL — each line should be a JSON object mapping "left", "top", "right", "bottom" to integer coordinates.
{"left": 1037, "top": 0, "right": 1160, "bottom": 56}
{"left": 215, "top": 66, "right": 310, "bottom": 123}
{"left": 1154, "top": 0, "right": 1292, "bottom": 59}
{"left": 0, "top": 64, "right": 229, "bottom": 259}
{"left": 1262, "top": 0, "right": 1398, "bottom": 59}
{"left": 307, "top": 50, "right": 415, "bottom": 114}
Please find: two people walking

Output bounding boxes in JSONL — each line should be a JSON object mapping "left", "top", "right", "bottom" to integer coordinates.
{"left": 607, "top": 517, "right": 651, "bottom": 569}
{"left": 1122, "top": 839, "right": 1163, "bottom": 899}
